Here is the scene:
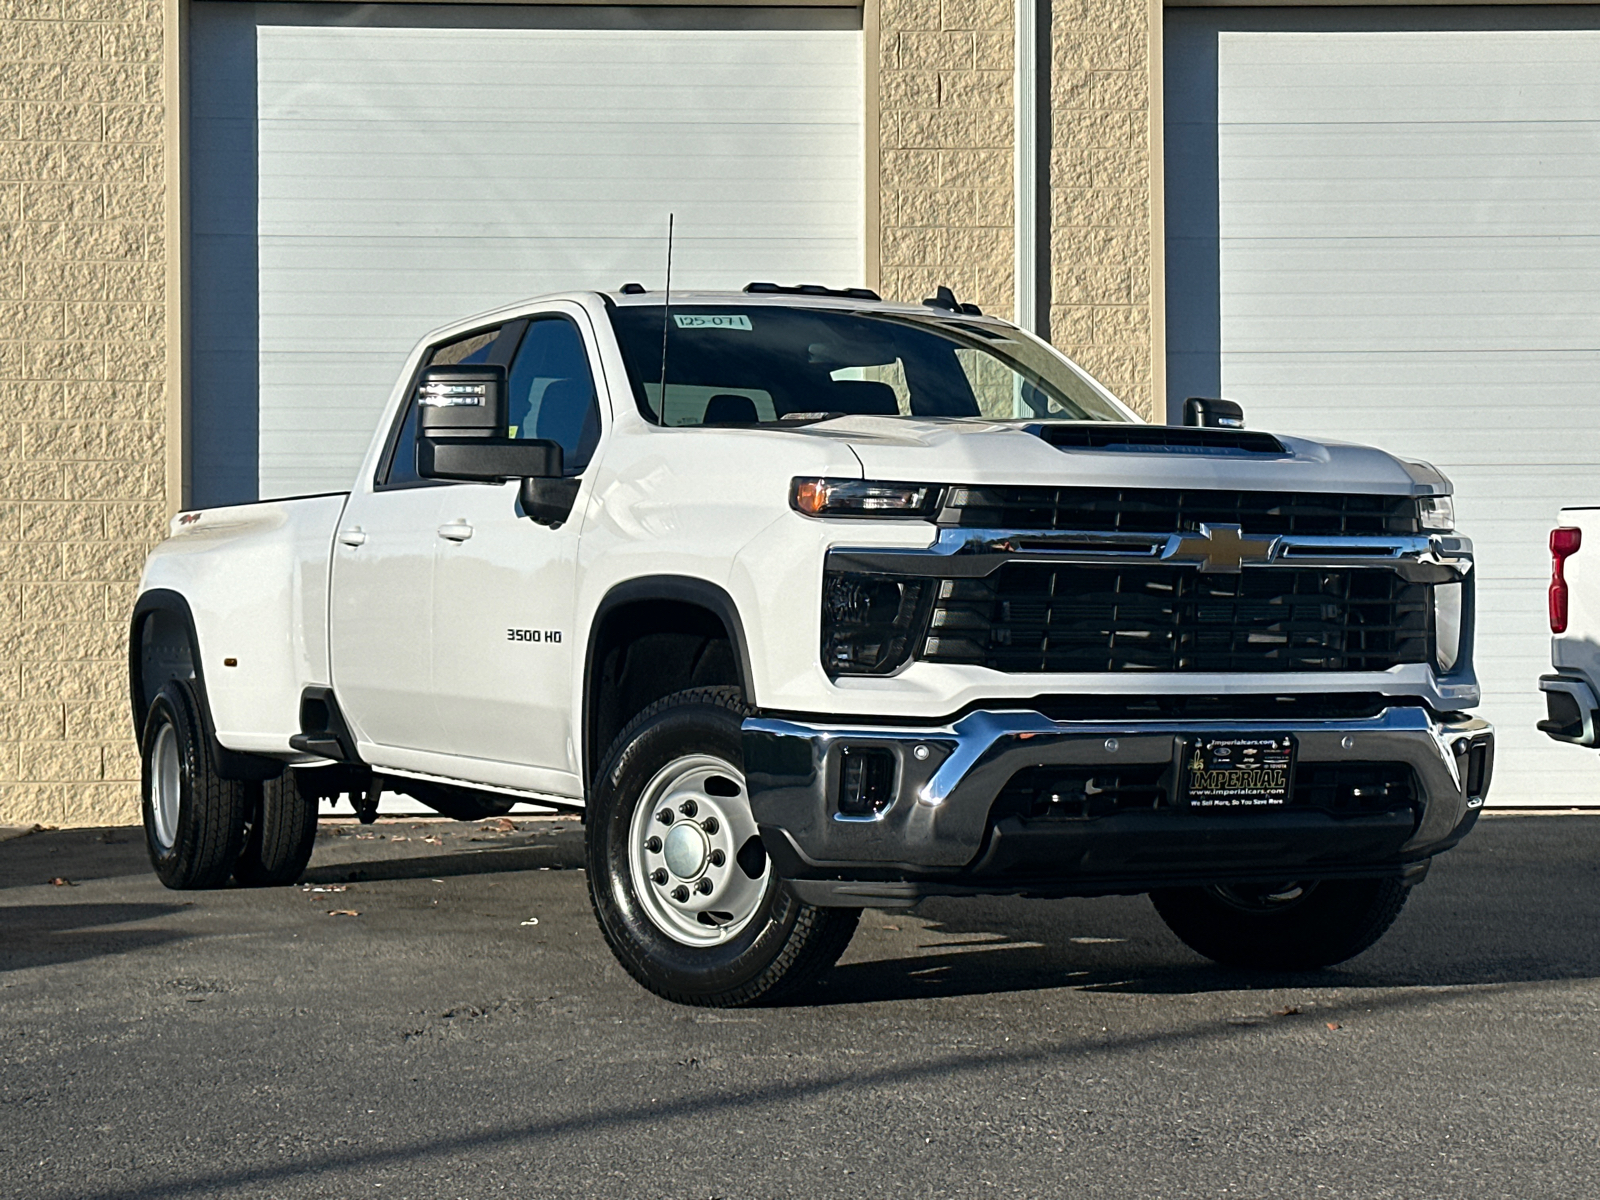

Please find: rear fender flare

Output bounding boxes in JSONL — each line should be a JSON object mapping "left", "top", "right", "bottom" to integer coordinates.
{"left": 129, "top": 589, "right": 282, "bottom": 782}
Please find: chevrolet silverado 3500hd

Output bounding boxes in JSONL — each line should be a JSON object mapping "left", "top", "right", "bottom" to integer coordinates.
{"left": 130, "top": 284, "right": 1492, "bottom": 1005}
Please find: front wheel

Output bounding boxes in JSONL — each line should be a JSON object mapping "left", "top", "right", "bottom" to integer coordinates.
{"left": 585, "top": 687, "right": 858, "bottom": 1007}
{"left": 1151, "top": 878, "right": 1409, "bottom": 970}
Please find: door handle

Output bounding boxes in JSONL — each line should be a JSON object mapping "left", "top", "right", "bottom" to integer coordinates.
{"left": 337, "top": 527, "right": 366, "bottom": 547}
{"left": 437, "top": 520, "right": 474, "bottom": 542}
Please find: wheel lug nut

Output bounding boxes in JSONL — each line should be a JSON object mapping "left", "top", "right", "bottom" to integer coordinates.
{"left": 652, "top": 868, "right": 668, "bottom": 885}
{"left": 709, "top": 849, "right": 726, "bottom": 867}
{"left": 701, "top": 817, "right": 719, "bottom": 834}
{"left": 671, "top": 885, "right": 690, "bottom": 902}
{"left": 696, "top": 878, "right": 713, "bottom": 895}
{"left": 680, "top": 799, "right": 698, "bottom": 818}
{"left": 645, "top": 836, "right": 662, "bottom": 853}
{"left": 656, "top": 809, "right": 674, "bottom": 825}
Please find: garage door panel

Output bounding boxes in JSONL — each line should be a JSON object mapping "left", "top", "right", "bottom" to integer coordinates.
{"left": 1219, "top": 30, "right": 1600, "bottom": 122}
{"left": 1169, "top": 12, "right": 1600, "bottom": 804}
{"left": 190, "top": 7, "right": 864, "bottom": 504}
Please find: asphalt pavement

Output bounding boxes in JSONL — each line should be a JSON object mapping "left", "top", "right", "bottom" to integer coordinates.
{"left": 2, "top": 811, "right": 1599, "bottom": 1200}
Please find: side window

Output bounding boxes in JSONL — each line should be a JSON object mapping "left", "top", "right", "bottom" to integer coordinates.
{"left": 505, "top": 317, "right": 602, "bottom": 475}
{"left": 380, "top": 325, "right": 505, "bottom": 488}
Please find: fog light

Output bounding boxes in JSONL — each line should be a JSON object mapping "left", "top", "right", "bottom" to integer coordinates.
{"left": 838, "top": 747, "right": 897, "bottom": 817}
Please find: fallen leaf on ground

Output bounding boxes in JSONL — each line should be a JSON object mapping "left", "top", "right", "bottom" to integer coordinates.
{"left": 422, "top": 836, "right": 443, "bottom": 846}
{"left": 1276, "top": 1006, "right": 1301, "bottom": 1017}
{"left": 1326, "top": 1022, "right": 1342, "bottom": 1031}
{"left": 48, "top": 877, "right": 74, "bottom": 887}
{"left": 327, "top": 910, "right": 360, "bottom": 917}
{"left": 879, "top": 925, "right": 899, "bottom": 931}
{"left": 489, "top": 818, "right": 518, "bottom": 832}
{"left": 520, "top": 917, "right": 540, "bottom": 926}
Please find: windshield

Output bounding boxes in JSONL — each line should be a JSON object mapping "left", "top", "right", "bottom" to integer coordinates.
{"left": 608, "top": 305, "right": 1132, "bottom": 426}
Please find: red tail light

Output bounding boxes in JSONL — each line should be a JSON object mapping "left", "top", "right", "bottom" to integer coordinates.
{"left": 1550, "top": 527, "right": 1582, "bottom": 633}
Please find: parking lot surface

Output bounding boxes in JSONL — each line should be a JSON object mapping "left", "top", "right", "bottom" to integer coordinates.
{"left": 2, "top": 811, "right": 1599, "bottom": 1200}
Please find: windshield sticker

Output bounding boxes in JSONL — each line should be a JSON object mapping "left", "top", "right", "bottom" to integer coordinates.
{"left": 673, "top": 314, "right": 752, "bottom": 331}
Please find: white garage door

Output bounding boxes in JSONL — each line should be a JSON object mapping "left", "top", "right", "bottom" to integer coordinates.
{"left": 1166, "top": 12, "right": 1600, "bottom": 806}
{"left": 188, "top": 3, "right": 864, "bottom": 505}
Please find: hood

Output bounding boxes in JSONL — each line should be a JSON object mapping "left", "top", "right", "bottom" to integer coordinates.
{"left": 806, "top": 417, "right": 1449, "bottom": 496}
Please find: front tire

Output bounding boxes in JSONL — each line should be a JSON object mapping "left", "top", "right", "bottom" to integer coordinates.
{"left": 585, "top": 687, "right": 859, "bottom": 1007}
{"left": 141, "top": 678, "right": 250, "bottom": 889}
{"left": 234, "top": 769, "right": 319, "bottom": 887}
{"left": 1151, "top": 878, "right": 1409, "bottom": 970}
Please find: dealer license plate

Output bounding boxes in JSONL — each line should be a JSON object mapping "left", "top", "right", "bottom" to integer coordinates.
{"left": 1182, "top": 734, "right": 1297, "bottom": 811}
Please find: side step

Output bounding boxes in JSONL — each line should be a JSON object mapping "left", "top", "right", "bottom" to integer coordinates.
{"left": 290, "top": 686, "right": 360, "bottom": 763}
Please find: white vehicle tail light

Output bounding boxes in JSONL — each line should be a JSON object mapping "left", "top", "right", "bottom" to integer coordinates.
{"left": 1550, "top": 527, "right": 1582, "bottom": 633}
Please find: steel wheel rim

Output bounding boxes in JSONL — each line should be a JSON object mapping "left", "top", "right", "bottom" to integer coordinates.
{"left": 626, "top": 753, "right": 770, "bottom": 946}
{"left": 150, "top": 723, "right": 182, "bottom": 852}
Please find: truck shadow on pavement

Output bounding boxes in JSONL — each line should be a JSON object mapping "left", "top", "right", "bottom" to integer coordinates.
{"left": 0, "top": 903, "right": 194, "bottom": 973}
{"left": 802, "top": 814, "right": 1600, "bottom": 1004}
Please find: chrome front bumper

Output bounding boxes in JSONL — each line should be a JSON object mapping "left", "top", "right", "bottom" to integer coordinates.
{"left": 743, "top": 705, "right": 1493, "bottom": 906}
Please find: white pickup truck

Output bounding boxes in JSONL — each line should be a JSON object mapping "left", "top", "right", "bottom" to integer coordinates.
{"left": 130, "top": 284, "right": 1493, "bottom": 1006}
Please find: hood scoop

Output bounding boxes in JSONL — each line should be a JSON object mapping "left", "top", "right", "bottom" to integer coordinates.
{"left": 1032, "top": 423, "right": 1287, "bottom": 456}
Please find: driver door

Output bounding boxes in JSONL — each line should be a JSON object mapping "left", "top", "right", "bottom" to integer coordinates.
{"left": 427, "top": 305, "right": 606, "bottom": 799}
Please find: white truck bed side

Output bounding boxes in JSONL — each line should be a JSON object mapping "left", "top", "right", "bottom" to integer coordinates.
{"left": 137, "top": 494, "right": 349, "bottom": 753}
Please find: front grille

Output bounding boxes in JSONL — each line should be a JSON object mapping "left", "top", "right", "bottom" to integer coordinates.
{"left": 938, "top": 486, "right": 1420, "bottom": 537}
{"left": 991, "top": 762, "right": 1420, "bottom": 824}
{"left": 921, "top": 564, "right": 1432, "bottom": 673}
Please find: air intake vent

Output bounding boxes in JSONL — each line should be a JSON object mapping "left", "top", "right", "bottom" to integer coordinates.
{"left": 1035, "top": 424, "right": 1286, "bottom": 456}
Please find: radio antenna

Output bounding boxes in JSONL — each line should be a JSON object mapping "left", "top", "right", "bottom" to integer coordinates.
{"left": 657, "top": 213, "right": 675, "bottom": 421}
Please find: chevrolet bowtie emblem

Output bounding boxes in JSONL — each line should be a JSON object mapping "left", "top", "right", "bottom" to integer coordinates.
{"left": 1165, "top": 523, "right": 1278, "bottom": 573}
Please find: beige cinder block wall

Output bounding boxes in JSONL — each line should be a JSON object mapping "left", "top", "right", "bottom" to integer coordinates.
{"left": 0, "top": 0, "right": 168, "bottom": 828}
{"left": 877, "top": 0, "right": 1016, "bottom": 319}
{"left": 1049, "top": 0, "right": 1157, "bottom": 419}
{"left": 876, "top": 0, "right": 1158, "bottom": 416}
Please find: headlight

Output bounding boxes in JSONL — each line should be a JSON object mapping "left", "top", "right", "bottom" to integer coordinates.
{"left": 822, "top": 572, "right": 928, "bottom": 675}
{"left": 1418, "top": 495, "right": 1455, "bottom": 533}
{"left": 792, "top": 478, "right": 940, "bottom": 519}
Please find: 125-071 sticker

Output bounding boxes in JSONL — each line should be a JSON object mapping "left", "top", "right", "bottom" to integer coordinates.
{"left": 507, "top": 629, "right": 562, "bottom": 643}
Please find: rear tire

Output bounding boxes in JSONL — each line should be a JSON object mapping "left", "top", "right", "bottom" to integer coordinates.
{"left": 585, "top": 687, "right": 859, "bottom": 1007}
{"left": 1151, "top": 878, "right": 1409, "bottom": 970}
{"left": 235, "top": 769, "right": 319, "bottom": 887}
{"left": 140, "top": 678, "right": 250, "bottom": 890}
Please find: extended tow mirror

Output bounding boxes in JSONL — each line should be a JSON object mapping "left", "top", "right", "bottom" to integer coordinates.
{"left": 417, "top": 436, "right": 563, "bottom": 482}
{"left": 413, "top": 363, "right": 573, "bottom": 526}
{"left": 1183, "top": 396, "right": 1246, "bottom": 429}
{"left": 415, "top": 362, "right": 565, "bottom": 483}
{"left": 417, "top": 364, "right": 506, "bottom": 438}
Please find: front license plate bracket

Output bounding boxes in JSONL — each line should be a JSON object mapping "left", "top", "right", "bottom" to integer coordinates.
{"left": 1180, "top": 734, "right": 1297, "bottom": 811}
